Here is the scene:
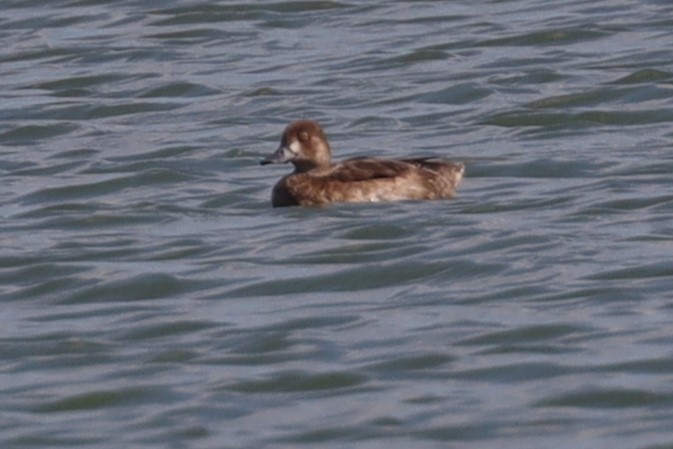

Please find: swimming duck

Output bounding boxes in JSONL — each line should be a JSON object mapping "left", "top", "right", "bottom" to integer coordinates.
{"left": 260, "top": 120, "right": 465, "bottom": 207}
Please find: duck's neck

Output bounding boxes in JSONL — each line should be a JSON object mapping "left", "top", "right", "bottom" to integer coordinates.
{"left": 292, "top": 160, "right": 331, "bottom": 173}
{"left": 292, "top": 142, "right": 332, "bottom": 173}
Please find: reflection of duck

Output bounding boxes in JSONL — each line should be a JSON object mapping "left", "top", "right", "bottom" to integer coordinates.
{"left": 261, "top": 120, "right": 465, "bottom": 207}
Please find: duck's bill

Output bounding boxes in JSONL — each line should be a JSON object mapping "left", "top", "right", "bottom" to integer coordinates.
{"left": 260, "top": 145, "right": 296, "bottom": 165}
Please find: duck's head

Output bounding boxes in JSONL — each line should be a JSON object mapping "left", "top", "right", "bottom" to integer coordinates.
{"left": 260, "top": 120, "right": 332, "bottom": 172}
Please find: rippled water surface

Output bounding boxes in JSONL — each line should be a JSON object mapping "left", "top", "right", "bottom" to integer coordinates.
{"left": 3, "top": 0, "right": 673, "bottom": 448}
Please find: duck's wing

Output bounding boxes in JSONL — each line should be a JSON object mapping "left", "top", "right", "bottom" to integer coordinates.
{"left": 329, "top": 157, "right": 415, "bottom": 182}
{"left": 399, "top": 157, "right": 465, "bottom": 175}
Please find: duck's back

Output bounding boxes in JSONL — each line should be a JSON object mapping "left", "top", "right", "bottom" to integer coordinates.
{"left": 272, "top": 157, "right": 464, "bottom": 207}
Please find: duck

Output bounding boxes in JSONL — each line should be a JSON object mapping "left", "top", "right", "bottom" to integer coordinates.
{"left": 260, "top": 120, "right": 465, "bottom": 207}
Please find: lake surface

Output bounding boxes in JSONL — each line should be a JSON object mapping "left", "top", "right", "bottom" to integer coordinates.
{"left": 2, "top": 0, "right": 673, "bottom": 448}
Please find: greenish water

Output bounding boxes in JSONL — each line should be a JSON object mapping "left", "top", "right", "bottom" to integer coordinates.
{"left": 2, "top": 1, "right": 673, "bottom": 448}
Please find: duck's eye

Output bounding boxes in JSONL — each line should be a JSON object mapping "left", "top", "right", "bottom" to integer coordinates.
{"left": 298, "top": 131, "right": 309, "bottom": 142}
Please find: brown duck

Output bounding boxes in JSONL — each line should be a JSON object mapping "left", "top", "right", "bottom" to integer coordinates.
{"left": 260, "top": 120, "right": 465, "bottom": 207}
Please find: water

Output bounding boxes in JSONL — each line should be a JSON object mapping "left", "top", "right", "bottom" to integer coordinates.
{"left": 2, "top": 0, "right": 673, "bottom": 448}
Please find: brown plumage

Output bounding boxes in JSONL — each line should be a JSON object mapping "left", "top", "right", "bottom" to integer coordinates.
{"left": 260, "top": 120, "right": 465, "bottom": 207}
